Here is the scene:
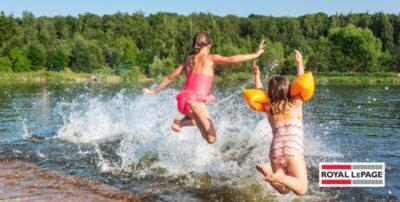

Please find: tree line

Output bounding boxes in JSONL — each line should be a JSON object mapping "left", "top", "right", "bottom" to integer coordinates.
{"left": 0, "top": 11, "right": 399, "bottom": 77}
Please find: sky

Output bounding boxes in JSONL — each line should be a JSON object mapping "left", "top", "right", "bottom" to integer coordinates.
{"left": 0, "top": 0, "right": 399, "bottom": 17}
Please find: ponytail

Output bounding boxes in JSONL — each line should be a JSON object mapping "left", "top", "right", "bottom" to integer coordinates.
{"left": 189, "top": 32, "right": 212, "bottom": 66}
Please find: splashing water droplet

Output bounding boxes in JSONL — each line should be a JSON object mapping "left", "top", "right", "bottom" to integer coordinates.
{"left": 21, "top": 118, "right": 31, "bottom": 140}
{"left": 53, "top": 87, "right": 341, "bottom": 196}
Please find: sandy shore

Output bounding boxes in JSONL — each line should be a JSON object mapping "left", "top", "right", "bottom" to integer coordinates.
{"left": 0, "top": 158, "right": 152, "bottom": 202}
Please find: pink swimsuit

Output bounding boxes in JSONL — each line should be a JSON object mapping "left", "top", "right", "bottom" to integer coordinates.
{"left": 175, "top": 61, "right": 215, "bottom": 115}
{"left": 269, "top": 117, "right": 304, "bottom": 167}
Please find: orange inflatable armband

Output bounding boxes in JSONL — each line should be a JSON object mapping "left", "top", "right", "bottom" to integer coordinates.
{"left": 290, "top": 72, "right": 315, "bottom": 101}
{"left": 242, "top": 89, "right": 270, "bottom": 112}
{"left": 242, "top": 72, "right": 315, "bottom": 112}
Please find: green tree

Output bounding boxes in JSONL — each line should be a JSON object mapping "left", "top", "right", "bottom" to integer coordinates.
{"left": 126, "top": 66, "right": 144, "bottom": 80}
{"left": 148, "top": 56, "right": 175, "bottom": 77}
{"left": 0, "top": 11, "right": 399, "bottom": 75}
{"left": 70, "top": 34, "right": 104, "bottom": 72}
{"left": 0, "top": 12, "right": 18, "bottom": 46}
{"left": 258, "top": 39, "right": 285, "bottom": 75}
{"left": 390, "top": 46, "right": 400, "bottom": 72}
{"left": 38, "top": 29, "right": 51, "bottom": 45}
{"left": 308, "top": 37, "right": 331, "bottom": 72}
{"left": 392, "top": 15, "right": 400, "bottom": 45}
{"left": 115, "top": 37, "right": 139, "bottom": 68}
{"left": 328, "top": 24, "right": 382, "bottom": 72}
{"left": 69, "top": 35, "right": 91, "bottom": 72}
{"left": 0, "top": 56, "right": 13, "bottom": 72}
{"left": 1, "top": 35, "right": 24, "bottom": 56}
{"left": 54, "top": 16, "right": 70, "bottom": 39}
{"left": 371, "top": 13, "right": 394, "bottom": 51}
{"left": 9, "top": 48, "right": 31, "bottom": 72}
{"left": 300, "top": 12, "right": 329, "bottom": 39}
{"left": 47, "top": 47, "right": 69, "bottom": 71}
{"left": 216, "top": 41, "right": 242, "bottom": 74}
{"left": 26, "top": 43, "right": 47, "bottom": 70}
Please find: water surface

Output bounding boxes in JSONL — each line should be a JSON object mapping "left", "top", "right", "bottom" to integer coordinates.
{"left": 0, "top": 82, "right": 398, "bottom": 201}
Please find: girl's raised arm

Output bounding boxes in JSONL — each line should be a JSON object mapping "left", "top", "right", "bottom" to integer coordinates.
{"left": 142, "top": 64, "right": 184, "bottom": 95}
{"left": 291, "top": 50, "right": 305, "bottom": 103}
{"left": 294, "top": 50, "right": 304, "bottom": 78}
{"left": 211, "top": 40, "right": 265, "bottom": 65}
{"left": 253, "top": 61, "right": 264, "bottom": 89}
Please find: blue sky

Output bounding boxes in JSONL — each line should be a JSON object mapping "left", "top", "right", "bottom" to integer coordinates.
{"left": 1, "top": 0, "right": 399, "bottom": 17}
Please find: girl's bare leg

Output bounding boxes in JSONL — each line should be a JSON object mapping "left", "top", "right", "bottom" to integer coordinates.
{"left": 188, "top": 101, "right": 216, "bottom": 144}
{"left": 181, "top": 115, "right": 196, "bottom": 127}
{"left": 171, "top": 116, "right": 196, "bottom": 132}
{"left": 256, "top": 163, "right": 290, "bottom": 194}
{"left": 284, "top": 154, "right": 308, "bottom": 195}
{"left": 256, "top": 154, "right": 308, "bottom": 195}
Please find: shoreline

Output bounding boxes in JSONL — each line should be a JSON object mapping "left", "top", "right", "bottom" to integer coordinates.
{"left": 0, "top": 157, "right": 152, "bottom": 201}
{"left": 0, "top": 71, "right": 399, "bottom": 85}
{"left": 0, "top": 70, "right": 152, "bottom": 84}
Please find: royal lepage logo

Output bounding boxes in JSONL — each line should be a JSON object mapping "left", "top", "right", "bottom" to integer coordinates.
{"left": 319, "top": 163, "right": 385, "bottom": 187}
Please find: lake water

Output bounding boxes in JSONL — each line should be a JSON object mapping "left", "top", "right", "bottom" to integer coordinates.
{"left": 0, "top": 82, "right": 398, "bottom": 201}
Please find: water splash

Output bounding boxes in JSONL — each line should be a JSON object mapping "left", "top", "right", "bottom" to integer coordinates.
{"left": 54, "top": 86, "right": 341, "bottom": 200}
{"left": 92, "top": 141, "right": 115, "bottom": 173}
{"left": 21, "top": 117, "right": 31, "bottom": 140}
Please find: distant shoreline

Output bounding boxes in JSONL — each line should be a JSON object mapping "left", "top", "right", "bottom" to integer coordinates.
{"left": 0, "top": 70, "right": 150, "bottom": 84}
{"left": 0, "top": 71, "right": 399, "bottom": 85}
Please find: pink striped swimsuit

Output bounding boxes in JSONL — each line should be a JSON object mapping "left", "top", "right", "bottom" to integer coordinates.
{"left": 269, "top": 117, "right": 304, "bottom": 164}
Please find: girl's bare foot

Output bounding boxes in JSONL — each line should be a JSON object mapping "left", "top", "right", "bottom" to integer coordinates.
{"left": 256, "top": 164, "right": 290, "bottom": 194}
{"left": 256, "top": 164, "right": 273, "bottom": 180}
{"left": 171, "top": 118, "right": 181, "bottom": 132}
{"left": 256, "top": 164, "right": 286, "bottom": 185}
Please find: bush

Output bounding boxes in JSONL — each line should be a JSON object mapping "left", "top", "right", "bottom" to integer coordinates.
{"left": 9, "top": 48, "right": 31, "bottom": 72}
{"left": 328, "top": 24, "right": 382, "bottom": 72}
{"left": 14, "top": 56, "right": 31, "bottom": 72}
{"left": 0, "top": 56, "right": 13, "bottom": 72}
{"left": 148, "top": 56, "right": 175, "bottom": 77}
{"left": 121, "top": 66, "right": 145, "bottom": 82}
{"left": 26, "top": 43, "right": 46, "bottom": 70}
{"left": 47, "top": 48, "right": 69, "bottom": 71}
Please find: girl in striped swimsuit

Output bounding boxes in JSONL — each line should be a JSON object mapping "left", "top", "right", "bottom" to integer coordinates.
{"left": 254, "top": 50, "right": 308, "bottom": 195}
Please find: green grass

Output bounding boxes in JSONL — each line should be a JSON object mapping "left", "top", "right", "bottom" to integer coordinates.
{"left": 1, "top": 70, "right": 399, "bottom": 85}
{"left": 315, "top": 72, "right": 400, "bottom": 85}
{"left": 0, "top": 70, "right": 91, "bottom": 83}
{"left": 0, "top": 69, "right": 146, "bottom": 84}
{"left": 213, "top": 72, "right": 400, "bottom": 85}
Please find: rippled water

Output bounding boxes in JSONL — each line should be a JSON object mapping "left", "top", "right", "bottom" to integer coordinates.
{"left": 0, "top": 82, "right": 398, "bottom": 201}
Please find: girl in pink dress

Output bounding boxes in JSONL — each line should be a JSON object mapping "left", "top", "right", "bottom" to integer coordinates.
{"left": 143, "top": 32, "right": 265, "bottom": 144}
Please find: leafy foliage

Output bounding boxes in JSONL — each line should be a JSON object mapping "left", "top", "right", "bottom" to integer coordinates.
{"left": 0, "top": 11, "right": 399, "bottom": 75}
{"left": 0, "top": 56, "right": 13, "bottom": 72}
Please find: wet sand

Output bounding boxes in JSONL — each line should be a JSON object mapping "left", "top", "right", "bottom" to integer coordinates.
{"left": 0, "top": 158, "right": 152, "bottom": 202}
